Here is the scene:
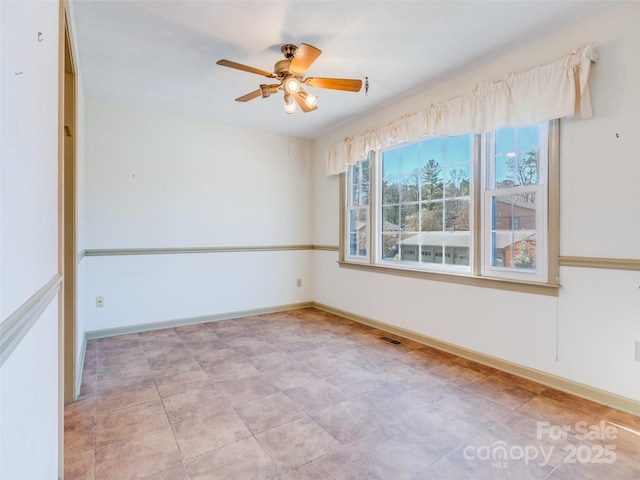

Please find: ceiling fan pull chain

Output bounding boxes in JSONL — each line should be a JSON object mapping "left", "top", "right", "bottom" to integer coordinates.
{"left": 365, "top": 77, "right": 369, "bottom": 96}
{"left": 288, "top": 117, "right": 294, "bottom": 157}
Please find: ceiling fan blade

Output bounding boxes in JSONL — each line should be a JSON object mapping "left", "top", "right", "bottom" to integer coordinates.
{"left": 216, "top": 59, "right": 275, "bottom": 78}
{"left": 293, "top": 92, "right": 318, "bottom": 113}
{"left": 288, "top": 43, "right": 322, "bottom": 74}
{"left": 305, "top": 77, "right": 362, "bottom": 92}
{"left": 235, "top": 89, "right": 262, "bottom": 102}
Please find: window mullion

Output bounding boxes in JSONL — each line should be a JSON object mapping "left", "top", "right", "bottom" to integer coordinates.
{"left": 369, "top": 150, "right": 378, "bottom": 265}
{"left": 473, "top": 134, "right": 483, "bottom": 276}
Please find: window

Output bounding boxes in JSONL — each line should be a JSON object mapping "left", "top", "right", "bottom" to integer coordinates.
{"left": 380, "top": 135, "right": 472, "bottom": 271}
{"left": 342, "top": 121, "right": 556, "bottom": 291}
{"left": 345, "top": 158, "right": 370, "bottom": 262}
{"left": 482, "top": 123, "right": 548, "bottom": 282}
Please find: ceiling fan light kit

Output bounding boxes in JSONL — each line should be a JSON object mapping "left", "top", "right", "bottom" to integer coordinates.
{"left": 217, "top": 43, "right": 362, "bottom": 114}
{"left": 283, "top": 93, "right": 297, "bottom": 114}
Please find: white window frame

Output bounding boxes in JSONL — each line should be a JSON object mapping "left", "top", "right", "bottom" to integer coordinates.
{"left": 341, "top": 121, "right": 558, "bottom": 295}
{"left": 344, "top": 157, "right": 370, "bottom": 264}
{"left": 481, "top": 123, "right": 549, "bottom": 283}
{"left": 374, "top": 137, "right": 473, "bottom": 275}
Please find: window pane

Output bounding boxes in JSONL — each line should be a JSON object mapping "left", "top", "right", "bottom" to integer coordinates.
{"left": 495, "top": 128, "right": 515, "bottom": 155}
{"left": 349, "top": 159, "right": 370, "bottom": 206}
{"left": 351, "top": 183, "right": 361, "bottom": 205}
{"left": 495, "top": 155, "right": 514, "bottom": 188}
{"left": 375, "top": 134, "right": 472, "bottom": 273}
{"left": 397, "top": 233, "right": 427, "bottom": 263}
{"left": 420, "top": 202, "right": 443, "bottom": 231}
{"left": 381, "top": 233, "right": 400, "bottom": 260}
{"left": 490, "top": 194, "right": 537, "bottom": 270}
{"left": 491, "top": 231, "right": 537, "bottom": 269}
{"left": 349, "top": 233, "right": 358, "bottom": 256}
{"left": 444, "top": 135, "right": 471, "bottom": 165}
{"left": 382, "top": 150, "right": 401, "bottom": 178}
{"left": 348, "top": 209, "right": 366, "bottom": 233}
{"left": 515, "top": 152, "right": 539, "bottom": 186}
{"left": 517, "top": 125, "right": 538, "bottom": 152}
{"left": 422, "top": 137, "right": 443, "bottom": 167}
{"left": 400, "top": 143, "right": 421, "bottom": 176}
{"left": 444, "top": 165, "right": 470, "bottom": 198}
{"left": 345, "top": 157, "right": 370, "bottom": 261}
{"left": 348, "top": 209, "right": 367, "bottom": 257}
{"left": 451, "top": 247, "right": 470, "bottom": 266}
{"left": 493, "top": 194, "right": 536, "bottom": 230}
{"left": 494, "top": 125, "right": 540, "bottom": 189}
{"left": 382, "top": 206, "right": 399, "bottom": 229}
{"left": 512, "top": 232, "right": 536, "bottom": 270}
{"left": 401, "top": 174, "right": 419, "bottom": 202}
{"left": 491, "top": 231, "right": 512, "bottom": 267}
{"left": 382, "top": 178, "right": 399, "bottom": 205}
{"left": 400, "top": 204, "right": 419, "bottom": 232}
{"left": 444, "top": 198, "right": 469, "bottom": 231}
{"left": 421, "top": 162, "right": 443, "bottom": 200}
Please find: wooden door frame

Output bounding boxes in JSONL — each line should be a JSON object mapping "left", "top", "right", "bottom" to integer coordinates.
{"left": 58, "top": 1, "right": 77, "bottom": 475}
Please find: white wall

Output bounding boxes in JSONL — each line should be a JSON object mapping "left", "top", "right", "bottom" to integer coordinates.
{"left": 82, "top": 98, "right": 313, "bottom": 332}
{"left": 311, "top": 3, "right": 640, "bottom": 403}
{"left": 0, "top": 1, "right": 61, "bottom": 478}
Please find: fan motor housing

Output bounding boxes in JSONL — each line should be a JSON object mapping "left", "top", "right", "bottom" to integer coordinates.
{"left": 281, "top": 44, "right": 297, "bottom": 59}
{"left": 274, "top": 59, "right": 292, "bottom": 75}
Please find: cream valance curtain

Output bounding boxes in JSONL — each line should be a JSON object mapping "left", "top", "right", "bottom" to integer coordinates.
{"left": 326, "top": 45, "right": 597, "bottom": 175}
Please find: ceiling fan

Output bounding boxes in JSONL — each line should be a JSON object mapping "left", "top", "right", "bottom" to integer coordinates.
{"left": 216, "top": 43, "right": 362, "bottom": 114}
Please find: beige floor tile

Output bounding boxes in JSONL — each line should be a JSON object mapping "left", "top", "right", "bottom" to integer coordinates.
{"left": 64, "top": 448, "right": 95, "bottom": 480}
{"left": 234, "top": 392, "right": 306, "bottom": 434}
{"left": 94, "top": 426, "right": 181, "bottom": 480}
{"left": 262, "top": 364, "right": 320, "bottom": 390}
{"left": 154, "top": 366, "right": 212, "bottom": 398}
{"left": 137, "top": 463, "right": 190, "bottom": 480}
{"left": 185, "top": 436, "right": 280, "bottom": 480}
{"left": 351, "top": 424, "right": 443, "bottom": 478}
{"left": 432, "top": 391, "right": 512, "bottom": 427}
{"left": 173, "top": 411, "right": 251, "bottom": 459}
{"left": 192, "top": 346, "right": 243, "bottom": 369}
{"left": 204, "top": 360, "right": 262, "bottom": 382}
{"left": 216, "top": 375, "right": 279, "bottom": 405}
{"left": 64, "top": 416, "right": 95, "bottom": 456}
{"left": 311, "top": 400, "right": 389, "bottom": 445}
{"left": 280, "top": 449, "right": 383, "bottom": 480}
{"left": 162, "top": 387, "right": 233, "bottom": 424}
{"left": 517, "top": 390, "right": 610, "bottom": 427}
{"left": 65, "top": 308, "right": 640, "bottom": 480}
{"left": 255, "top": 416, "right": 340, "bottom": 472}
{"left": 96, "top": 399, "right": 169, "bottom": 447}
{"left": 464, "top": 373, "right": 539, "bottom": 409}
{"left": 284, "top": 378, "right": 348, "bottom": 414}
{"left": 397, "top": 403, "right": 485, "bottom": 455}
{"left": 96, "top": 377, "right": 160, "bottom": 414}
{"left": 64, "top": 394, "right": 96, "bottom": 425}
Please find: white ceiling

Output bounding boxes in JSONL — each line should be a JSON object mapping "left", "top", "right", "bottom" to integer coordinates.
{"left": 70, "top": 1, "right": 622, "bottom": 140}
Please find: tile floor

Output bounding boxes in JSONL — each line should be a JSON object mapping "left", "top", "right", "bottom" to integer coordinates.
{"left": 64, "top": 308, "right": 640, "bottom": 479}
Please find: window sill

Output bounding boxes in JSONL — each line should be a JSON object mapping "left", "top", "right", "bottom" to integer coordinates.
{"left": 337, "top": 260, "right": 560, "bottom": 296}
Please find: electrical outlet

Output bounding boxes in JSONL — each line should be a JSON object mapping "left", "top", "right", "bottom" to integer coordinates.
{"left": 296, "top": 278, "right": 302, "bottom": 288}
{"left": 636, "top": 341, "right": 640, "bottom": 362}
{"left": 96, "top": 296, "right": 105, "bottom": 308}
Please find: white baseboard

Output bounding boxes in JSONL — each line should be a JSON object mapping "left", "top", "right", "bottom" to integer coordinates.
{"left": 84, "top": 302, "right": 314, "bottom": 340}
{"left": 312, "top": 302, "right": 640, "bottom": 418}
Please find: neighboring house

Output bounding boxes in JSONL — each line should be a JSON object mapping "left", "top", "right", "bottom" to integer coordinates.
{"left": 494, "top": 197, "right": 536, "bottom": 230}
{"left": 396, "top": 199, "right": 536, "bottom": 267}
{"left": 398, "top": 231, "right": 471, "bottom": 266}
